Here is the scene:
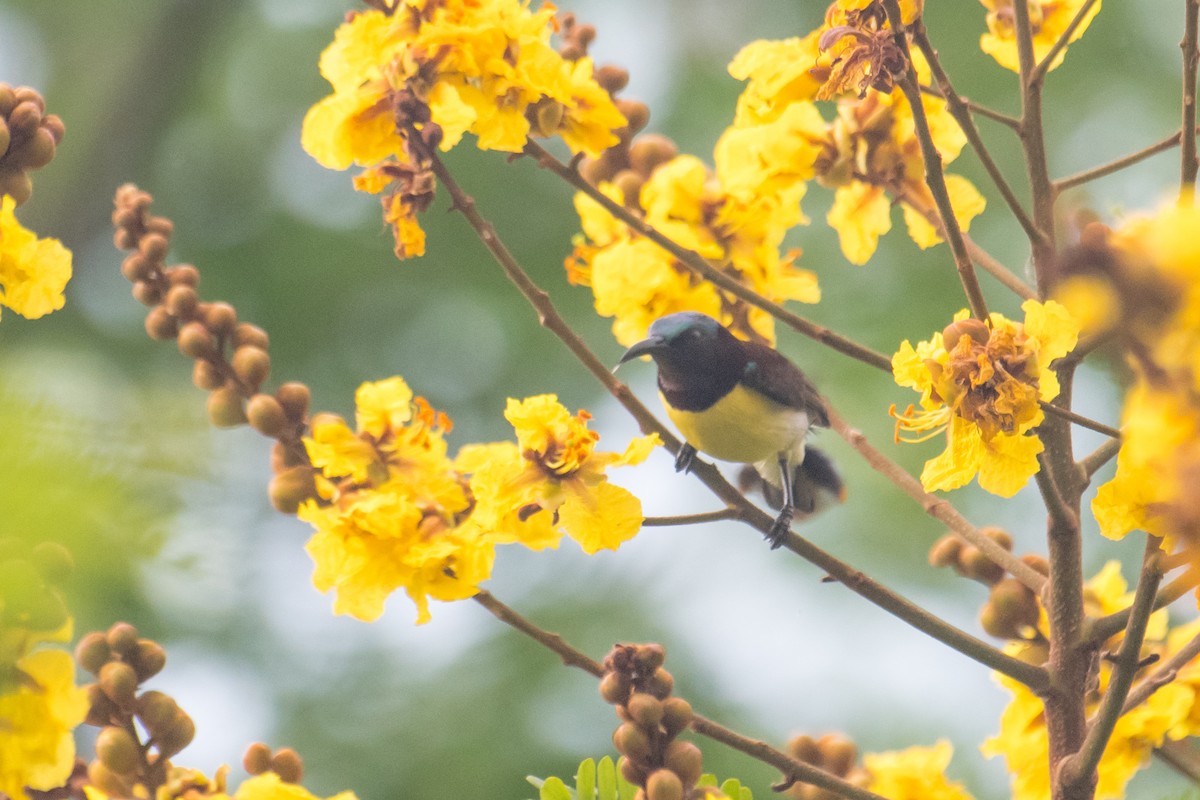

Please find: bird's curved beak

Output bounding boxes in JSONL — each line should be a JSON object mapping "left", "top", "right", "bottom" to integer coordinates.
{"left": 615, "top": 334, "right": 666, "bottom": 371}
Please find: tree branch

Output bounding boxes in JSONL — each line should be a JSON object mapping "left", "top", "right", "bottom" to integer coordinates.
{"left": 1031, "top": 0, "right": 1100, "bottom": 84}
{"left": 1182, "top": 0, "right": 1200, "bottom": 202}
{"left": 1078, "top": 437, "right": 1122, "bottom": 481}
{"left": 1088, "top": 567, "right": 1200, "bottom": 644}
{"left": 1054, "top": 131, "right": 1185, "bottom": 192}
{"left": 1058, "top": 538, "right": 1163, "bottom": 792}
{"left": 643, "top": 509, "right": 742, "bottom": 527}
{"left": 883, "top": 0, "right": 989, "bottom": 319}
{"left": 1038, "top": 401, "right": 1121, "bottom": 440}
{"left": 472, "top": 591, "right": 890, "bottom": 800}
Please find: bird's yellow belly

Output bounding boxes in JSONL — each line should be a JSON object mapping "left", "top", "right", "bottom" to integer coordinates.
{"left": 663, "top": 384, "right": 809, "bottom": 464}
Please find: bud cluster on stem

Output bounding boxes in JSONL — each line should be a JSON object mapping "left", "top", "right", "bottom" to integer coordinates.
{"left": 0, "top": 83, "right": 64, "bottom": 204}
{"left": 784, "top": 733, "right": 870, "bottom": 800}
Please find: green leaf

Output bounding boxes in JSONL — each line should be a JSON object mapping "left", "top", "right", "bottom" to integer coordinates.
{"left": 576, "top": 758, "right": 596, "bottom": 800}
{"left": 597, "top": 756, "right": 618, "bottom": 800}
{"left": 538, "top": 776, "right": 572, "bottom": 800}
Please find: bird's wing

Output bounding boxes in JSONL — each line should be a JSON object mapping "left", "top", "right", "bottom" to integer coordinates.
{"left": 740, "top": 343, "right": 829, "bottom": 427}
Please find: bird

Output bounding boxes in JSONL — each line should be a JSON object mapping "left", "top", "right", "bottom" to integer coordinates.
{"left": 617, "top": 311, "right": 843, "bottom": 548}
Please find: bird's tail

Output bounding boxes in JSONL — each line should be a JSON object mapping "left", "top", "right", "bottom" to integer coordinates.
{"left": 740, "top": 446, "right": 845, "bottom": 516}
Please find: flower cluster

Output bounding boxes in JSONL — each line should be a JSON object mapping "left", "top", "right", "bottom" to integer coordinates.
{"left": 890, "top": 300, "right": 1079, "bottom": 496}
{"left": 983, "top": 562, "right": 1200, "bottom": 800}
{"left": 0, "top": 542, "right": 87, "bottom": 800}
{"left": 301, "top": 382, "right": 657, "bottom": 623}
{"left": 1067, "top": 205, "right": 1200, "bottom": 549}
{"left": 301, "top": 0, "right": 626, "bottom": 260}
{"left": 722, "top": 0, "right": 985, "bottom": 266}
{"left": 977, "top": 0, "right": 1102, "bottom": 73}
{"left": 785, "top": 732, "right": 974, "bottom": 800}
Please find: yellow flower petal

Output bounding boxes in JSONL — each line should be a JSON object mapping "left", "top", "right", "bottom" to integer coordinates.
{"left": 829, "top": 183, "right": 892, "bottom": 265}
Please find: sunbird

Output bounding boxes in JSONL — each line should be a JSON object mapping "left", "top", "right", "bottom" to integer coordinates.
{"left": 617, "top": 311, "right": 843, "bottom": 548}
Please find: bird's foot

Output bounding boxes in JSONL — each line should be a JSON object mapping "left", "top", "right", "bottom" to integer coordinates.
{"left": 674, "top": 443, "right": 698, "bottom": 474}
{"left": 766, "top": 505, "right": 793, "bottom": 549}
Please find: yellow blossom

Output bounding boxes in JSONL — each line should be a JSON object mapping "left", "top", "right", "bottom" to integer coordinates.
{"left": 0, "top": 648, "right": 89, "bottom": 799}
{"left": 891, "top": 300, "right": 1079, "bottom": 496}
{"left": 0, "top": 195, "right": 72, "bottom": 321}
{"left": 864, "top": 740, "right": 974, "bottom": 800}
{"left": 459, "top": 395, "right": 659, "bottom": 554}
{"left": 979, "top": 0, "right": 1102, "bottom": 73}
{"left": 298, "top": 377, "right": 482, "bottom": 624}
{"left": 234, "top": 769, "right": 358, "bottom": 800}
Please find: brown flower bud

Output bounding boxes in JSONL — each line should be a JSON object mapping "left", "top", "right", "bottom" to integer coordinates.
{"left": 244, "top": 742, "right": 272, "bottom": 775}
{"left": 165, "top": 285, "right": 199, "bottom": 319}
{"left": 662, "top": 740, "right": 702, "bottom": 786}
{"left": 88, "top": 761, "right": 133, "bottom": 799}
{"left": 106, "top": 622, "right": 139, "bottom": 656}
{"left": 98, "top": 662, "right": 138, "bottom": 709}
{"left": 269, "top": 466, "right": 318, "bottom": 514}
{"left": 618, "top": 756, "right": 647, "bottom": 787}
{"left": 579, "top": 149, "right": 625, "bottom": 186}
{"left": 0, "top": 168, "right": 32, "bottom": 204}
{"left": 600, "top": 670, "right": 632, "bottom": 705}
{"left": 193, "top": 359, "right": 225, "bottom": 391}
{"left": 276, "top": 382, "right": 311, "bottom": 421}
{"left": 14, "top": 126, "right": 55, "bottom": 170}
{"left": 42, "top": 113, "right": 65, "bottom": 144}
{"left": 271, "top": 441, "right": 308, "bottom": 472}
{"left": 129, "top": 639, "right": 167, "bottom": 681}
{"left": 156, "top": 710, "right": 195, "bottom": 758}
{"left": 787, "top": 734, "right": 821, "bottom": 764}
{"left": 644, "top": 667, "right": 673, "bottom": 700}
{"left": 203, "top": 302, "right": 238, "bottom": 337}
{"left": 984, "top": 578, "right": 1039, "bottom": 638}
{"left": 613, "top": 170, "right": 644, "bottom": 209}
{"left": 85, "top": 682, "right": 118, "bottom": 727}
{"left": 96, "top": 725, "right": 140, "bottom": 775}
{"left": 139, "top": 233, "right": 170, "bottom": 263}
{"left": 165, "top": 265, "right": 199, "bottom": 287}
{"left": 248, "top": 394, "right": 288, "bottom": 438}
{"left": 271, "top": 748, "right": 304, "bottom": 783}
{"left": 132, "top": 281, "right": 163, "bottom": 306}
{"left": 613, "top": 722, "right": 653, "bottom": 764}
{"left": 645, "top": 769, "right": 683, "bottom": 800}
{"left": 120, "top": 254, "right": 152, "bottom": 283}
{"left": 208, "top": 385, "right": 248, "bottom": 428}
{"left": 135, "top": 690, "right": 179, "bottom": 735}
{"left": 634, "top": 644, "right": 666, "bottom": 672}
{"left": 0, "top": 85, "right": 14, "bottom": 116}
{"left": 595, "top": 65, "right": 630, "bottom": 94}
{"left": 628, "top": 134, "right": 678, "bottom": 177}
{"left": 146, "top": 215, "right": 173, "bottom": 237}
{"left": 959, "top": 545, "right": 1004, "bottom": 585}
{"left": 75, "top": 632, "right": 111, "bottom": 675}
{"left": 941, "top": 318, "right": 990, "bottom": 350}
{"left": 533, "top": 100, "right": 564, "bottom": 137}
{"left": 178, "top": 321, "right": 216, "bottom": 359}
{"left": 232, "top": 346, "right": 271, "bottom": 388}
{"left": 0, "top": 119, "right": 10, "bottom": 158}
{"left": 8, "top": 101, "right": 41, "bottom": 135}
{"left": 817, "top": 733, "right": 857, "bottom": 776}
{"left": 145, "top": 306, "right": 179, "bottom": 341}
{"left": 659, "top": 697, "right": 693, "bottom": 736}
{"left": 1021, "top": 553, "right": 1050, "bottom": 576}
{"left": 927, "top": 535, "right": 961, "bottom": 569}
{"left": 233, "top": 323, "right": 270, "bottom": 350}
{"left": 626, "top": 692, "right": 664, "bottom": 727}
{"left": 616, "top": 99, "right": 649, "bottom": 137}
{"left": 12, "top": 86, "right": 45, "bottom": 111}
{"left": 982, "top": 526, "right": 1013, "bottom": 551}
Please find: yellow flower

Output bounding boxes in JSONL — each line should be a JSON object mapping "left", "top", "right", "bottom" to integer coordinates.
{"left": 0, "top": 195, "right": 72, "bottom": 321}
{"left": 568, "top": 154, "right": 820, "bottom": 347}
{"left": 234, "top": 769, "right": 358, "bottom": 800}
{"left": 0, "top": 648, "right": 89, "bottom": 800}
{"left": 891, "top": 300, "right": 1079, "bottom": 496}
{"left": 459, "top": 395, "right": 659, "bottom": 554}
{"left": 864, "top": 740, "right": 974, "bottom": 800}
{"left": 299, "top": 377, "right": 482, "bottom": 624}
{"left": 979, "top": 0, "right": 1102, "bottom": 73}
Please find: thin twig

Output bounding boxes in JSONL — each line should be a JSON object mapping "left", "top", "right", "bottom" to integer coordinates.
{"left": 882, "top": 0, "right": 989, "bottom": 319}
{"left": 1078, "top": 437, "right": 1122, "bottom": 481}
{"left": 428, "top": 142, "right": 1049, "bottom": 692}
{"left": 472, "top": 591, "right": 890, "bottom": 800}
{"left": 1088, "top": 567, "right": 1200, "bottom": 644}
{"left": 1031, "top": 0, "right": 1100, "bottom": 84}
{"left": 522, "top": 141, "right": 893, "bottom": 373}
{"left": 1013, "top": 0, "right": 1057, "bottom": 298}
{"left": 918, "top": 84, "right": 1022, "bottom": 130}
{"left": 1059, "top": 538, "right": 1163, "bottom": 792}
{"left": 643, "top": 509, "right": 742, "bottom": 526}
{"left": 911, "top": 24, "right": 1045, "bottom": 247}
{"left": 826, "top": 407, "right": 1048, "bottom": 596}
{"left": 1122, "top": 625, "right": 1200, "bottom": 715}
{"left": 1156, "top": 740, "right": 1200, "bottom": 784}
{"left": 1182, "top": 0, "right": 1200, "bottom": 202}
{"left": 1038, "top": 401, "right": 1121, "bottom": 440}
{"left": 1054, "top": 131, "right": 1185, "bottom": 192}
{"left": 963, "top": 234, "right": 1037, "bottom": 300}
{"left": 1034, "top": 453, "right": 1080, "bottom": 542}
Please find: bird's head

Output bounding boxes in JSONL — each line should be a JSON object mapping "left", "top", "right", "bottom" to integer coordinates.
{"left": 616, "top": 312, "right": 740, "bottom": 379}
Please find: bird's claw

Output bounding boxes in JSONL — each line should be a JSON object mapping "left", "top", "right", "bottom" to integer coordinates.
{"left": 767, "top": 506, "right": 793, "bottom": 549}
{"left": 674, "top": 443, "right": 698, "bottom": 474}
